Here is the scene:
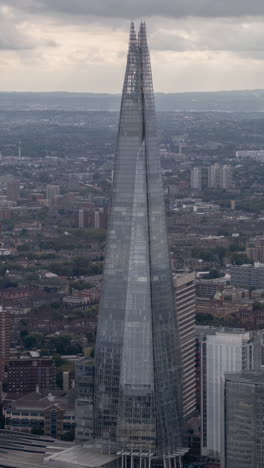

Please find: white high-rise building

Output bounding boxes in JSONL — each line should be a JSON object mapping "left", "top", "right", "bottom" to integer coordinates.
{"left": 208, "top": 164, "right": 232, "bottom": 190}
{"left": 191, "top": 167, "right": 202, "bottom": 190}
{"left": 197, "top": 327, "right": 255, "bottom": 459}
{"left": 208, "top": 163, "right": 221, "bottom": 189}
{"left": 220, "top": 165, "right": 232, "bottom": 190}
{"left": 46, "top": 185, "right": 60, "bottom": 207}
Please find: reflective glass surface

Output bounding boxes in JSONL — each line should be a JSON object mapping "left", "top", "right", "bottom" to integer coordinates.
{"left": 94, "top": 23, "right": 183, "bottom": 456}
{"left": 225, "top": 374, "right": 264, "bottom": 468}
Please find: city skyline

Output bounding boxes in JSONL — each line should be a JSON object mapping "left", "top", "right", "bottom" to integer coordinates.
{"left": 1, "top": 1, "right": 264, "bottom": 93}
{"left": 2, "top": 13, "right": 264, "bottom": 468}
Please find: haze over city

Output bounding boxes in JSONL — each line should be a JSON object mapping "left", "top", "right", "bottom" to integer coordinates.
{"left": 1, "top": 0, "right": 264, "bottom": 93}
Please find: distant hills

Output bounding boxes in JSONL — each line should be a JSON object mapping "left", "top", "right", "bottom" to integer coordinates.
{"left": 1, "top": 90, "right": 264, "bottom": 112}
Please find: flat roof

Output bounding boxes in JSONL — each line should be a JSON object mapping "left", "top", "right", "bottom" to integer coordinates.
{"left": 225, "top": 372, "right": 264, "bottom": 386}
{"left": 0, "top": 430, "right": 73, "bottom": 468}
{"left": 45, "top": 446, "right": 120, "bottom": 468}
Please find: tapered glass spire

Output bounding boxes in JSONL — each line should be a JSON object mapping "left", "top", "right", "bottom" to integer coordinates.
{"left": 94, "top": 22, "right": 184, "bottom": 459}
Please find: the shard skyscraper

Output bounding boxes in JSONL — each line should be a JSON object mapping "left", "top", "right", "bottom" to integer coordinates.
{"left": 94, "top": 22, "right": 186, "bottom": 467}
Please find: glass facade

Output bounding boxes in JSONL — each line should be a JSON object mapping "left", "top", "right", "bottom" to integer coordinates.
{"left": 94, "top": 22, "right": 183, "bottom": 458}
{"left": 198, "top": 328, "right": 251, "bottom": 458}
{"left": 224, "top": 373, "right": 264, "bottom": 468}
{"left": 75, "top": 358, "right": 95, "bottom": 444}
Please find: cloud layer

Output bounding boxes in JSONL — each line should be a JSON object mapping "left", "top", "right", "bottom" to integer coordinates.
{"left": 0, "top": 5, "right": 56, "bottom": 50}
{"left": 150, "top": 18, "right": 264, "bottom": 59}
{"left": 4, "top": 0, "right": 264, "bottom": 19}
{"left": 0, "top": 1, "right": 264, "bottom": 92}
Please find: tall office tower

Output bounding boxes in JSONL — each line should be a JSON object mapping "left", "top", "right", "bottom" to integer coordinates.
{"left": 94, "top": 22, "right": 186, "bottom": 467}
{"left": 174, "top": 272, "right": 196, "bottom": 421}
{"left": 191, "top": 167, "right": 202, "bottom": 190}
{"left": 0, "top": 306, "right": 11, "bottom": 381}
{"left": 46, "top": 184, "right": 60, "bottom": 207}
{"left": 220, "top": 165, "right": 232, "bottom": 190}
{"left": 197, "top": 327, "right": 255, "bottom": 460}
{"left": 7, "top": 179, "right": 20, "bottom": 202}
{"left": 223, "top": 372, "right": 264, "bottom": 468}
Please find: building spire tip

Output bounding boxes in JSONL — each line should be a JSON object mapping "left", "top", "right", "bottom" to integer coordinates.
{"left": 129, "top": 20, "right": 137, "bottom": 45}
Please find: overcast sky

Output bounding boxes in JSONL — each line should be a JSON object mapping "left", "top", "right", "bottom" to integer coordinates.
{"left": 1, "top": 0, "right": 264, "bottom": 93}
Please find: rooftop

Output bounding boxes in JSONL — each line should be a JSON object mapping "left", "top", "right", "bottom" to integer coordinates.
{"left": 225, "top": 371, "right": 264, "bottom": 386}
{"left": 0, "top": 430, "right": 73, "bottom": 467}
{"left": 196, "top": 325, "right": 249, "bottom": 336}
{"left": 4, "top": 390, "right": 75, "bottom": 411}
{"left": 45, "top": 446, "right": 120, "bottom": 468}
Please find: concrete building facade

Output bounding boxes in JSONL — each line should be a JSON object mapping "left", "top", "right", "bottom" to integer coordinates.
{"left": 7, "top": 180, "right": 20, "bottom": 202}
{"left": 191, "top": 167, "right": 202, "bottom": 191}
{"left": 46, "top": 185, "right": 60, "bottom": 208}
{"left": 230, "top": 263, "right": 264, "bottom": 289}
{"left": 224, "top": 372, "right": 264, "bottom": 468}
{"left": 197, "top": 327, "right": 255, "bottom": 459}
{"left": 7, "top": 358, "right": 56, "bottom": 394}
{"left": 174, "top": 271, "right": 196, "bottom": 421}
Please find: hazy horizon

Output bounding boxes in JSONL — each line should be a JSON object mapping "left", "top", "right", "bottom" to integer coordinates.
{"left": 0, "top": 88, "right": 264, "bottom": 95}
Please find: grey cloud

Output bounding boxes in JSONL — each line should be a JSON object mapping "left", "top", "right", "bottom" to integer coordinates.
{"left": 0, "top": 7, "right": 57, "bottom": 51}
{"left": 0, "top": 12, "right": 34, "bottom": 50}
{"left": 0, "top": 29, "right": 57, "bottom": 51}
{"left": 150, "top": 20, "right": 264, "bottom": 59}
{"left": 0, "top": 35, "right": 33, "bottom": 51}
{"left": 3, "top": 0, "right": 264, "bottom": 19}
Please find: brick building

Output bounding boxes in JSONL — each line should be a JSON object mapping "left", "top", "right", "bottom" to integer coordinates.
{"left": 0, "top": 306, "right": 11, "bottom": 381}
{"left": 7, "top": 358, "right": 56, "bottom": 394}
{"left": 4, "top": 390, "right": 75, "bottom": 438}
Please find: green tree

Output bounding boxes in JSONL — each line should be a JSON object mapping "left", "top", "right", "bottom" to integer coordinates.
{"left": 0, "top": 278, "right": 17, "bottom": 289}
{"left": 196, "top": 313, "right": 224, "bottom": 326}
{"left": 23, "top": 333, "right": 44, "bottom": 349}
{"left": 231, "top": 253, "right": 251, "bottom": 265}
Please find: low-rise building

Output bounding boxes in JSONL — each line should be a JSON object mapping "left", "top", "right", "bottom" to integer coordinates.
{"left": 230, "top": 263, "right": 264, "bottom": 289}
{"left": 4, "top": 390, "right": 75, "bottom": 439}
{"left": 196, "top": 296, "right": 253, "bottom": 317}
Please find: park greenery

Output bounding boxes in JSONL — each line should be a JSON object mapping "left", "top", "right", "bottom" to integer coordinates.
{"left": 49, "top": 257, "right": 103, "bottom": 277}
{"left": 192, "top": 245, "right": 251, "bottom": 266}
{"left": 20, "top": 331, "right": 82, "bottom": 356}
